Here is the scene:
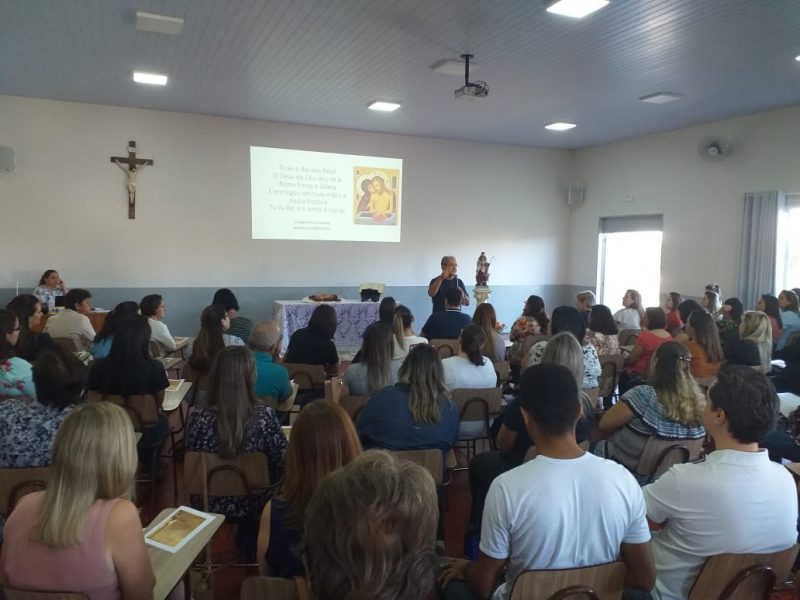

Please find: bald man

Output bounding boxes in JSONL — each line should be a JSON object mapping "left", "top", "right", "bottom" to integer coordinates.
{"left": 248, "top": 321, "right": 293, "bottom": 402}
{"left": 428, "top": 255, "right": 469, "bottom": 312}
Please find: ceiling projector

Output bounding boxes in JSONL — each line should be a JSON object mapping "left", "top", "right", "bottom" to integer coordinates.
{"left": 455, "top": 83, "right": 489, "bottom": 99}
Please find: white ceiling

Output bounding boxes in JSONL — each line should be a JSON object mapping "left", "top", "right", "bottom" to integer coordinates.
{"left": 2, "top": 0, "right": 800, "bottom": 149}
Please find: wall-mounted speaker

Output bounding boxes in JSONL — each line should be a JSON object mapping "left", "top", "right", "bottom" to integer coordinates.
{"left": 0, "top": 147, "right": 16, "bottom": 172}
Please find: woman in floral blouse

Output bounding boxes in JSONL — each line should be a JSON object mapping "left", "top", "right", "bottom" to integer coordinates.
{"left": 32, "top": 269, "right": 67, "bottom": 311}
{"left": 586, "top": 304, "right": 620, "bottom": 356}
{"left": 508, "top": 295, "right": 549, "bottom": 365}
{"left": 0, "top": 309, "right": 36, "bottom": 400}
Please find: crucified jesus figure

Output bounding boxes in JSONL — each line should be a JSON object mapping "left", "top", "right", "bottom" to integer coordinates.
{"left": 114, "top": 159, "right": 148, "bottom": 208}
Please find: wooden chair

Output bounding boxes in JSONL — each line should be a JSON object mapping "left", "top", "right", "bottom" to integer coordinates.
{"left": 389, "top": 449, "right": 444, "bottom": 486}
{"left": 0, "top": 466, "right": 50, "bottom": 519}
{"left": 429, "top": 339, "right": 459, "bottom": 359}
{"left": 340, "top": 395, "right": 369, "bottom": 422}
{"left": 617, "top": 329, "right": 640, "bottom": 348}
{"left": 148, "top": 339, "right": 164, "bottom": 358}
{"left": 182, "top": 362, "right": 209, "bottom": 404}
{"left": 509, "top": 561, "right": 626, "bottom": 600}
{"left": 451, "top": 387, "right": 503, "bottom": 458}
{"left": 281, "top": 363, "right": 327, "bottom": 391}
{"left": 183, "top": 451, "right": 270, "bottom": 512}
{"left": 493, "top": 360, "right": 510, "bottom": 386}
{"left": 51, "top": 337, "right": 80, "bottom": 352}
{"left": 636, "top": 436, "right": 705, "bottom": 484}
{"left": 1, "top": 588, "right": 90, "bottom": 600}
{"left": 240, "top": 575, "right": 304, "bottom": 600}
{"left": 688, "top": 544, "right": 799, "bottom": 600}
{"left": 598, "top": 354, "right": 623, "bottom": 408}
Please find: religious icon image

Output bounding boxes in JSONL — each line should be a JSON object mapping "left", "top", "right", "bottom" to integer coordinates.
{"left": 109, "top": 140, "right": 154, "bottom": 220}
{"left": 353, "top": 166, "right": 400, "bottom": 225}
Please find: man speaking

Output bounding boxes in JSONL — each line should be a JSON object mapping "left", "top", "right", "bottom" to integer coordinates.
{"left": 428, "top": 256, "right": 470, "bottom": 312}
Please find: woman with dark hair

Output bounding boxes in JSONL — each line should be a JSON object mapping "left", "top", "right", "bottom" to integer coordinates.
{"left": 508, "top": 295, "right": 549, "bottom": 365}
{"left": 257, "top": 400, "right": 361, "bottom": 578}
{"left": 716, "top": 297, "right": 744, "bottom": 349}
{"left": 676, "top": 299, "right": 703, "bottom": 335}
{"left": 620, "top": 307, "right": 671, "bottom": 392}
{"left": 664, "top": 292, "right": 684, "bottom": 333}
{"left": 614, "top": 289, "right": 644, "bottom": 330}
{"left": 679, "top": 310, "right": 724, "bottom": 379}
{"left": 757, "top": 294, "right": 783, "bottom": 343}
{"left": 187, "top": 304, "right": 244, "bottom": 376}
{"left": 284, "top": 304, "right": 339, "bottom": 377}
{"left": 701, "top": 290, "right": 722, "bottom": 318}
{"left": 90, "top": 301, "right": 140, "bottom": 359}
{"left": 391, "top": 305, "right": 427, "bottom": 360}
{"left": 586, "top": 304, "right": 620, "bottom": 356}
{"left": 357, "top": 344, "right": 458, "bottom": 455}
{"left": 0, "top": 309, "right": 36, "bottom": 400}
{"left": 6, "top": 294, "right": 52, "bottom": 362}
{"left": 525, "top": 306, "right": 601, "bottom": 390}
{"left": 343, "top": 323, "right": 398, "bottom": 396}
{"left": 378, "top": 296, "right": 397, "bottom": 326}
{"left": 212, "top": 288, "right": 253, "bottom": 344}
{"left": 32, "top": 269, "right": 67, "bottom": 311}
{"left": 442, "top": 323, "right": 497, "bottom": 391}
{"left": 140, "top": 293, "right": 177, "bottom": 353}
{"left": 777, "top": 290, "right": 800, "bottom": 350}
{"left": 43, "top": 288, "right": 95, "bottom": 351}
{"left": 472, "top": 303, "right": 505, "bottom": 362}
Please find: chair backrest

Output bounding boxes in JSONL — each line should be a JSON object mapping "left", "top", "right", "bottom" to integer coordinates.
{"left": 617, "top": 329, "right": 640, "bottom": 348}
{"left": 688, "top": 544, "right": 799, "bottom": 600}
{"left": 389, "top": 449, "right": 443, "bottom": 486}
{"left": 450, "top": 387, "right": 503, "bottom": 422}
{"left": 282, "top": 363, "right": 327, "bottom": 390}
{"left": 597, "top": 354, "right": 623, "bottom": 398}
{"left": 148, "top": 339, "right": 164, "bottom": 358}
{"left": 0, "top": 466, "right": 50, "bottom": 518}
{"left": 509, "top": 561, "right": 626, "bottom": 600}
{"left": 339, "top": 395, "right": 369, "bottom": 421}
{"left": 51, "top": 337, "right": 80, "bottom": 352}
{"left": 183, "top": 452, "right": 270, "bottom": 511}
{"left": 636, "top": 436, "right": 705, "bottom": 481}
{"left": 429, "top": 339, "right": 459, "bottom": 359}
{"left": 2, "top": 587, "right": 90, "bottom": 600}
{"left": 182, "top": 362, "right": 209, "bottom": 393}
{"left": 494, "top": 360, "right": 510, "bottom": 385}
{"left": 240, "top": 576, "right": 301, "bottom": 600}
{"left": 86, "top": 391, "right": 160, "bottom": 429}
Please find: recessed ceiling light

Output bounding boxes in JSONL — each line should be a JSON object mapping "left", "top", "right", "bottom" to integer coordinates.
{"left": 639, "top": 91, "right": 684, "bottom": 104}
{"left": 545, "top": 122, "right": 576, "bottom": 131}
{"left": 430, "top": 58, "right": 477, "bottom": 76}
{"left": 368, "top": 101, "right": 401, "bottom": 112}
{"left": 133, "top": 71, "right": 168, "bottom": 86}
{"left": 796, "top": 54, "right": 800, "bottom": 62}
{"left": 135, "top": 11, "right": 184, "bottom": 35}
{"left": 546, "top": 0, "right": 609, "bottom": 19}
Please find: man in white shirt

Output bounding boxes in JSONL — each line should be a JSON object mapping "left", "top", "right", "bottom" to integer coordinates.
{"left": 44, "top": 288, "right": 96, "bottom": 351}
{"left": 643, "top": 365, "right": 798, "bottom": 600}
{"left": 441, "top": 363, "right": 655, "bottom": 600}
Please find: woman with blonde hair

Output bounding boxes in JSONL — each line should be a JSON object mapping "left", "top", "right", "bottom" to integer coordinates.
{"left": 594, "top": 341, "right": 705, "bottom": 481}
{"left": 614, "top": 289, "right": 645, "bottom": 330}
{"left": 343, "top": 322, "right": 399, "bottom": 396}
{"left": 257, "top": 400, "right": 362, "bottom": 578}
{"left": 0, "top": 401, "right": 155, "bottom": 598}
{"left": 726, "top": 311, "right": 773, "bottom": 373}
{"left": 472, "top": 303, "right": 505, "bottom": 362}
{"left": 541, "top": 332, "right": 596, "bottom": 431}
{"left": 575, "top": 290, "right": 595, "bottom": 328}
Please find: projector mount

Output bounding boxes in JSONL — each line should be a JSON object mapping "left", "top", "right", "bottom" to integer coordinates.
{"left": 454, "top": 54, "right": 489, "bottom": 99}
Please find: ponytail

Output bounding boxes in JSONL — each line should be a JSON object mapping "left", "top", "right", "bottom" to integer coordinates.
{"left": 459, "top": 324, "right": 486, "bottom": 367}
{"left": 392, "top": 305, "right": 413, "bottom": 352}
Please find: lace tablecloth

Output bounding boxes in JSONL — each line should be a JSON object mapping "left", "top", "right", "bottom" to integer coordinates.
{"left": 272, "top": 300, "right": 380, "bottom": 353}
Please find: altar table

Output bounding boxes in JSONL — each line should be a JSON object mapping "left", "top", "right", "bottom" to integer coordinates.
{"left": 272, "top": 300, "right": 380, "bottom": 353}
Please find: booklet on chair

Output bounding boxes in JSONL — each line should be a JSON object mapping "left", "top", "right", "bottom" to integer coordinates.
{"left": 145, "top": 506, "right": 215, "bottom": 553}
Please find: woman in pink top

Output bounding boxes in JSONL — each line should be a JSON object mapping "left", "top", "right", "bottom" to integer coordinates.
{"left": 620, "top": 307, "right": 671, "bottom": 394}
{"left": 0, "top": 402, "right": 155, "bottom": 599}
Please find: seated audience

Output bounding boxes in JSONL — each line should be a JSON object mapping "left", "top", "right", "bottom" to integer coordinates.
{"left": 724, "top": 311, "right": 772, "bottom": 372}
{"left": 6, "top": 294, "right": 52, "bottom": 362}
{"left": 575, "top": 289, "right": 595, "bottom": 328}
{"left": 0, "top": 402, "right": 155, "bottom": 598}
{"left": 442, "top": 364, "right": 654, "bottom": 600}
{"left": 391, "top": 305, "right": 427, "bottom": 360}
{"left": 378, "top": 296, "right": 397, "bottom": 326}
{"left": 594, "top": 342, "right": 705, "bottom": 480}
{"left": 757, "top": 293, "right": 783, "bottom": 343}
{"left": 248, "top": 321, "right": 294, "bottom": 403}
{"left": 284, "top": 303, "right": 339, "bottom": 377}
{"left": 442, "top": 324, "right": 497, "bottom": 391}
{"left": 645, "top": 366, "right": 798, "bottom": 600}
{"left": 664, "top": 292, "right": 684, "bottom": 334}
{"left": 139, "top": 293, "right": 176, "bottom": 353}
{"left": 614, "top": 289, "right": 645, "bottom": 330}
{"left": 716, "top": 297, "right": 743, "bottom": 348}
{"left": 257, "top": 400, "right": 362, "bottom": 578}
{"left": 344, "top": 322, "right": 398, "bottom": 396}
{"left": 90, "top": 300, "right": 139, "bottom": 359}
{"left": 186, "top": 303, "right": 245, "bottom": 387}
{"left": 304, "top": 451, "right": 439, "bottom": 600}
{"left": 213, "top": 288, "right": 253, "bottom": 344}
{"left": 620, "top": 307, "right": 671, "bottom": 392}
{"left": 700, "top": 289, "right": 722, "bottom": 317}
{"left": 508, "top": 294, "right": 549, "bottom": 365}
{"left": 0, "top": 309, "right": 36, "bottom": 399}
{"left": 186, "top": 346, "right": 286, "bottom": 519}
{"left": 540, "top": 332, "right": 596, "bottom": 424}
{"left": 43, "top": 288, "right": 96, "bottom": 351}
{"left": 678, "top": 310, "right": 724, "bottom": 379}
{"left": 472, "top": 303, "right": 505, "bottom": 362}
{"left": 526, "top": 306, "right": 601, "bottom": 391}
{"left": 676, "top": 299, "right": 703, "bottom": 336}
{"left": 586, "top": 304, "right": 620, "bottom": 356}
{"left": 421, "top": 287, "right": 472, "bottom": 340}
{"left": 777, "top": 289, "right": 800, "bottom": 350}
{"left": 357, "top": 343, "right": 458, "bottom": 455}
{"left": 32, "top": 269, "right": 67, "bottom": 311}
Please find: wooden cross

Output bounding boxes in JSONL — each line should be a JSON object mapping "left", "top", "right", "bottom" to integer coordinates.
{"left": 110, "top": 140, "right": 154, "bottom": 219}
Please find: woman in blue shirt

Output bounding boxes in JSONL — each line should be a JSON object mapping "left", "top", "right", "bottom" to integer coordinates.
{"left": 90, "top": 301, "right": 140, "bottom": 359}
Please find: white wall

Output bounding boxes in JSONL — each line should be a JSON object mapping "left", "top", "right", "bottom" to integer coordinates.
{"left": 0, "top": 95, "right": 572, "bottom": 290}
{"left": 568, "top": 104, "right": 800, "bottom": 300}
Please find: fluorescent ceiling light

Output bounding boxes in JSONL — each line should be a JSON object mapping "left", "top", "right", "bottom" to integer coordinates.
{"left": 545, "top": 122, "right": 576, "bottom": 131}
{"left": 135, "top": 11, "right": 184, "bottom": 35}
{"left": 639, "top": 91, "right": 683, "bottom": 104}
{"left": 546, "top": 0, "right": 609, "bottom": 19}
{"left": 430, "top": 58, "right": 477, "bottom": 76}
{"left": 368, "top": 101, "right": 401, "bottom": 112}
{"left": 796, "top": 55, "right": 800, "bottom": 62}
{"left": 133, "top": 71, "right": 168, "bottom": 85}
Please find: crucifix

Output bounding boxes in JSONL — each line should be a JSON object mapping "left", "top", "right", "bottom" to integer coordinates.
{"left": 110, "top": 140, "right": 154, "bottom": 219}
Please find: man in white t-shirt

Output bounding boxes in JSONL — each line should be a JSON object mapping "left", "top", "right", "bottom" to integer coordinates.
{"left": 643, "top": 365, "right": 798, "bottom": 600}
{"left": 441, "top": 363, "right": 655, "bottom": 600}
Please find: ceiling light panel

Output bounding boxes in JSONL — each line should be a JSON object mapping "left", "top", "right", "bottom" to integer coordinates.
{"left": 135, "top": 12, "right": 184, "bottom": 35}
{"left": 545, "top": 122, "right": 577, "bottom": 131}
{"left": 546, "top": 0, "right": 609, "bottom": 19}
{"left": 368, "top": 101, "right": 401, "bottom": 112}
{"left": 133, "top": 71, "right": 168, "bottom": 85}
{"left": 639, "top": 92, "right": 684, "bottom": 104}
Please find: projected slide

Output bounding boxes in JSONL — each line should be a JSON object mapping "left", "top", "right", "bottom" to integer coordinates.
{"left": 251, "top": 147, "right": 402, "bottom": 242}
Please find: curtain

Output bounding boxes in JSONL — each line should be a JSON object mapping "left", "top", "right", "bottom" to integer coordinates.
{"left": 738, "top": 191, "right": 785, "bottom": 309}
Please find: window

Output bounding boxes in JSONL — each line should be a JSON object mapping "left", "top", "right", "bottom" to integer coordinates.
{"left": 776, "top": 194, "right": 800, "bottom": 291}
{"left": 597, "top": 215, "right": 663, "bottom": 309}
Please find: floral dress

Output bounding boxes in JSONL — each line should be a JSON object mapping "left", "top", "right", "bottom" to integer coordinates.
{"left": 0, "top": 358, "right": 36, "bottom": 399}
{"left": 508, "top": 316, "right": 543, "bottom": 364}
